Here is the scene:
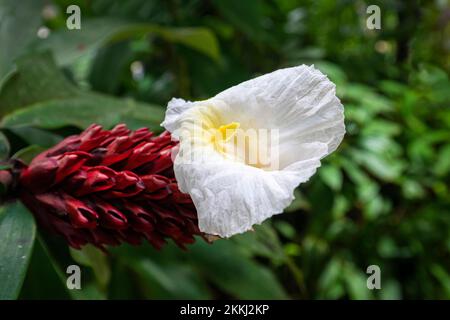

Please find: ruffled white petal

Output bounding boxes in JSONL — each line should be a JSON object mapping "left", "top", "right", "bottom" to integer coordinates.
{"left": 160, "top": 98, "right": 195, "bottom": 137}
{"left": 162, "top": 65, "right": 345, "bottom": 237}
{"left": 174, "top": 142, "right": 327, "bottom": 237}
{"left": 215, "top": 65, "right": 345, "bottom": 167}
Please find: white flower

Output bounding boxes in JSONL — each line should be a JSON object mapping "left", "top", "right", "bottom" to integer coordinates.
{"left": 161, "top": 65, "right": 345, "bottom": 238}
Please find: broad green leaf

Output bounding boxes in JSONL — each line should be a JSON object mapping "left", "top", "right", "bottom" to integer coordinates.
{"left": 0, "top": 130, "right": 10, "bottom": 160}
{"left": 34, "top": 233, "right": 105, "bottom": 300}
{"left": 32, "top": 18, "right": 220, "bottom": 64}
{"left": 0, "top": 0, "right": 44, "bottom": 82}
{"left": 19, "top": 239, "right": 71, "bottom": 300}
{"left": 0, "top": 201, "right": 36, "bottom": 299}
{"left": 8, "top": 126, "right": 62, "bottom": 148}
{"left": 155, "top": 27, "right": 220, "bottom": 62}
{"left": 12, "top": 145, "right": 46, "bottom": 164}
{"left": 2, "top": 94, "right": 164, "bottom": 131}
{"left": 0, "top": 52, "right": 165, "bottom": 130}
{"left": 0, "top": 52, "right": 76, "bottom": 116}
{"left": 89, "top": 41, "right": 135, "bottom": 94}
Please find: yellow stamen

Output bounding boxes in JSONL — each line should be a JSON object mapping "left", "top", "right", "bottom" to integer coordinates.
{"left": 210, "top": 122, "right": 240, "bottom": 154}
{"left": 218, "top": 122, "right": 240, "bottom": 141}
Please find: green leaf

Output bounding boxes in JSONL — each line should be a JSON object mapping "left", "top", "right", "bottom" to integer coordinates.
{"left": 0, "top": 52, "right": 165, "bottom": 130}
{"left": 70, "top": 245, "right": 111, "bottom": 290}
{"left": 285, "top": 188, "right": 310, "bottom": 212}
{"left": 430, "top": 264, "right": 450, "bottom": 298}
{"left": 318, "top": 258, "right": 344, "bottom": 299}
{"left": 0, "top": 0, "right": 44, "bottom": 82}
{"left": 32, "top": 18, "right": 220, "bottom": 64}
{"left": 129, "top": 257, "right": 211, "bottom": 299}
{"left": 156, "top": 27, "right": 220, "bottom": 62}
{"left": 19, "top": 238, "right": 71, "bottom": 300}
{"left": 231, "top": 222, "right": 286, "bottom": 264}
{"left": 0, "top": 163, "right": 11, "bottom": 170}
{"left": 2, "top": 94, "right": 164, "bottom": 131}
{"left": 273, "top": 220, "right": 297, "bottom": 240}
{"left": 108, "top": 262, "right": 138, "bottom": 299}
{"left": 319, "top": 164, "right": 343, "bottom": 191}
{"left": 8, "top": 126, "right": 62, "bottom": 148}
{"left": 402, "top": 179, "right": 426, "bottom": 200}
{"left": 212, "top": 0, "right": 270, "bottom": 43}
{"left": 315, "top": 61, "right": 348, "bottom": 85}
{"left": 350, "top": 148, "right": 404, "bottom": 182}
{"left": 89, "top": 41, "right": 135, "bottom": 94}
{"left": 190, "top": 240, "right": 288, "bottom": 299}
{"left": 379, "top": 280, "right": 402, "bottom": 300}
{"left": 0, "top": 52, "right": 77, "bottom": 116}
{"left": 31, "top": 234, "right": 104, "bottom": 300}
{"left": 0, "top": 131, "right": 10, "bottom": 160}
{"left": 0, "top": 201, "right": 36, "bottom": 299}
{"left": 343, "top": 262, "right": 372, "bottom": 300}
{"left": 342, "top": 84, "right": 393, "bottom": 114}
{"left": 111, "top": 242, "right": 212, "bottom": 299}
{"left": 111, "top": 238, "right": 286, "bottom": 299}
{"left": 12, "top": 145, "right": 46, "bottom": 164}
{"left": 434, "top": 144, "right": 450, "bottom": 177}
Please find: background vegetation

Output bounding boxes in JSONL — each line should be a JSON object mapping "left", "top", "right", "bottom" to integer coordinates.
{"left": 0, "top": 0, "right": 449, "bottom": 299}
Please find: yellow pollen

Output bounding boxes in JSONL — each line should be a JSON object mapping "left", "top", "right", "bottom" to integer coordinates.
{"left": 210, "top": 122, "right": 240, "bottom": 153}
{"left": 217, "top": 122, "right": 240, "bottom": 141}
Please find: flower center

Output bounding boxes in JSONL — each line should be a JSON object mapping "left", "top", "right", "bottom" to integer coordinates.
{"left": 217, "top": 122, "right": 240, "bottom": 141}
{"left": 211, "top": 122, "right": 240, "bottom": 153}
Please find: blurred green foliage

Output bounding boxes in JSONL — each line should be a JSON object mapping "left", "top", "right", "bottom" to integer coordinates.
{"left": 0, "top": 0, "right": 449, "bottom": 299}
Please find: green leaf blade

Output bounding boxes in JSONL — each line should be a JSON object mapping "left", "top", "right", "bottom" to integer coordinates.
{"left": 0, "top": 201, "right": 36, "bottom": 300}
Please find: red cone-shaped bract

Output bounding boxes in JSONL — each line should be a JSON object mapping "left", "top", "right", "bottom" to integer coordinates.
{"left": 18, "top": 124, "right": 201, "bottom": 250}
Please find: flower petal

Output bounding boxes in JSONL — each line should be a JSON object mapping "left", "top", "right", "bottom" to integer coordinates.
{"left": 214, "top": 65, "right": 345, "bottom": 167}
{"left": 163, "top": 65, "right": 345, "bottom": 237}
{"left": 161, "top": 98, "right": 195, "bottom": 137}
{"left": 174, "top": 143, "right": 326, "bottom": 237}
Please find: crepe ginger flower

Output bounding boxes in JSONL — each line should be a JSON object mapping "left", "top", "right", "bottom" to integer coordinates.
{"left": 162, "top": 65, "right": 345, "bottom": 238}
{"left": 0, "top": 65, "right": 344, "bottom": 250}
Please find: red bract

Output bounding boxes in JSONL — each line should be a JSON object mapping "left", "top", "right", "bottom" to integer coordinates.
{"left": 18, "top": 124, "right": 201, "bottom": 250}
